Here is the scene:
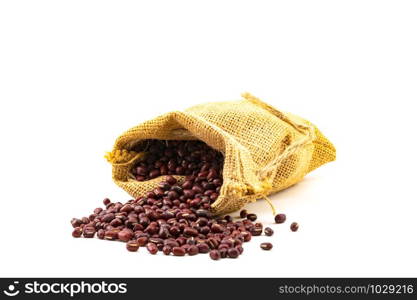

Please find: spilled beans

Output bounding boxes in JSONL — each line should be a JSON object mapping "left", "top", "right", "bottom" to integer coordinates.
{"left": 71, "top": 140, "right": 298, "bottom": 260}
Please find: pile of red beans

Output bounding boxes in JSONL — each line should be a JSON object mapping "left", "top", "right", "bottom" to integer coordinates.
{"left": 71, "top": 140, "right": 298, "bottom": 260}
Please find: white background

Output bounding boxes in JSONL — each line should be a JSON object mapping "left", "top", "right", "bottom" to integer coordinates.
{"left": 0, "top": 0, "right": 416, "bottom": 277}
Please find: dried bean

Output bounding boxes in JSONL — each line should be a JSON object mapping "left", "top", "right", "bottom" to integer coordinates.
{"left": 260, "top": 242, "right": 273, "bottom": 250}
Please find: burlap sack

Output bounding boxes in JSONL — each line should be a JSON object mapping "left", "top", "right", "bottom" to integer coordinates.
{"left": 106, "top": 93, "right": 336, "bottom": 215}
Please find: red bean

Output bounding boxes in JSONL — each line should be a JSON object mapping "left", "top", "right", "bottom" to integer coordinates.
{"left": 137, "top": 236, "right": 148, "bottom": 246}
{"left": 274, "top": 214, "right": 286, "bottom": 224}
{"left": 264, "top": 227, "right": 274, "bottom": 236}
{"left": 102, "top": 213, "right": 115, "bottom": 223}
{"left": 260, "top": 242, "right": 273, "bottom": 250}
{"left": 240, "top": 231, "right": 252, "bottom": 242}
{"left": 97, "top": 229, "right": 105, "bottom": 239}
{"left": 227, "top": 248, "right": 239, "bottom": 258}
{"left": 247, "top": 214, "right": 257, "bottom": 221}
{"left": 104, "top": 229, "right": 119, "bottom": 240}
{"left": 250, "top": 227, "right": 262, "bottom": 236}
{"left": 162, "top": 246, "right": 171, "bottom": 255}
{"left": 182, "top": 181, "right": 193, "bottom": 189}
{"left": 290, "top": 222, "right": 299, "bottom": 232}
{"left": 172, "top": 246, "right": 186, "bottom": 256}
{"left": 136, "top": 166, "right": 147, "bottom": 175}
{"left": 120, "top": 204, "right": 133, "bottom": 213}
{"left": 72, "top": 227, "right": 82, "bottom": 238}
{"left": 146, "top": 242, "right": 158, "bottom": 255}
{"left": 71, "top": 218, "right": 82, "bottom": 228}
{"left": 209, "top": 250, "right": 221, "bottom": 260}
{"left": 165, "top": 175, "right": 177, "bottom": 185}
{"left": 211, "top": 223, "right": 224, "bottom": 233}
{"left": 118, "top": 229, "right": 133, "bottom": 242}
{"left": 183, "top": 227, "right": 198, "bottom": 237}
{"left": 188, "top": 245, "right": 199, "bottom": 256}
{"left": 197, "top": 243, "right": 210, "bottom": 253}
{"left": 149, "top": 169, "right": 161, "bottom": 178}
{"left": 83, "top": 226, "right": 96, "bottom": 238}
{"left": 126, "top": 240, "right": 140, "bottom": 252}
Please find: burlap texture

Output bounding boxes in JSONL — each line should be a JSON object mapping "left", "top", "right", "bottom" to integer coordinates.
{"left": 107, "top": 93, "right": 336, "bottom": 215}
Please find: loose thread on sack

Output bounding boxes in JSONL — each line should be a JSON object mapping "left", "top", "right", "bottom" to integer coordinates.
{"left": 262, "top": 196, "right": 277, "bottom": 216}
{"left": 249, "top": 180, "right": 276, "bottom": 215}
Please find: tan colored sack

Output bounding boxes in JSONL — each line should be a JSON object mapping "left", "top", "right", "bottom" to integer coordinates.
{"left": 106, "top": 93, "right": 336, "bottom": 215}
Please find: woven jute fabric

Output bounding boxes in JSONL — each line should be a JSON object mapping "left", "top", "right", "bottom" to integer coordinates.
{"left": 107, "top": 93, "right": 336, "bottom": 215}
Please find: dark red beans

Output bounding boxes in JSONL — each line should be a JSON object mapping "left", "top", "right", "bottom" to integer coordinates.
{"left": 219, "top": 248, "right": 228, "bottom": 258}
{"left": 240, "top": 231, "right": 252, "bottom": 242}
{"left": 186, "top": 238, "right": 196, "bottom": 245}
{"left": 182, "top": 181, "right": 193, "bottom": 190}
{"left": 71, "top": 140, "right": 289, "bottom": 260}
{"left": 110, "top": 218, "right": 122, "bottom": 227}
{"left": 136, "top": 166, "right": 147, "bottom": 175}
{"left": 72, "top": 227, "right": 82, "bottom": 238}
{"left": 149, "top": 237, "right": 163, "bottom": 245}
{"left": 290, "top": 222, "right": 299, "bottom": 232}
{"left": 133, "top": 223, "right": 144, "bottom": 232}
{"left": 146, "top": 242, "right": 158, "bottom": 255}
{"left": 172, "top": 246, "right": 186, "bottom": 256}
{"left": 162, "top": 246, "right": 171, "bottom": 255}
{"left": 183, "top": 189, "right": 195, "bottom": 199}
{"left": 227, "top": 248, "right": 239, "bottom": 258}
{"left": 250, "top": 227, "right": 262, "bottom": 236}
{"left": 145, "top": 225, "right": 158, "bottom": 235}
{"left": 260, "top": 242, "right": 273, "bottom": 250}
{"left": 104, "top": 229, "right": 119, "bottom": 240}
{"left": 274, "top": 213, "right": 286, "bottom": 224}
{"left": 196, "top": 217, "right": 208, "bottom": 227}
{"left": 120, "top": 204, "right": 133, "bottom": 213}
{"left": 94, "top": 207, "right": 103, "bottom": 215}
{"left": 247, "top": 214, "right": 257, "bottom": 221}
{"left": 126, "top": 240, "right": 140, "bottom": 252}
{"left": 71, "top": 218, "right": 82, "bottom": 228}
{"left": 164, "top": 240, "right": 179, "bottom": 248}
{"left": 197, "top": 243, "right": 210, "bottom": 253}
{"left": 264, "top": 227, "right": 274, "bottom": 236}
{"left": 236, "top": 245, "right": 244, "bottom": 254}
{"left": 118, "top": 229, "right": 133, "bottom": 242}
{"left": 181, "top": 244, "right": 190, "bottom": 253}
{"left": 213, "top": 178, "right": 222, "bottom": 186}
{"left": 158, "top": 181, "right": 171, "bottom": 190}
{"left": 239, "top": 210, "right": 248, "bottom": 218}
{"left": 211, "top": 223, "right": 224, "bottom": 233}
{"left": 149, "top": 169, "right": 160, "bottom": 179}
{"left": 188, "top": 245, "right": 199, "bottom": 256}
{"left": 137, "top": 236, "right": 148, "bottom": 246}
{"left": 224, "top": 215, "right": 232, "bottom": 222}
{"left": 83, "top": 226, "right": 96, "bottom": 238}
{"left": 176, "top": 237, "right": 186, "bottom": 246}
{"left": 169, "top": 226, "right": 180, "bottom": 236}
{"left": 209, "top": 250, "right": 221, "bottom": 260}
{"left": 97, "top": 229, "right": 105, "bottom": 239}
{"left": 183, "top": 227, "right": 198, "bottom": 237}
{"left": 146, "top": 191, "right": 156, "bottom": 198}
{"left": 207, "top": 238, "right": 219, "bottom": 249}
{"left": 190, "top": 199, "right": 200, "bottom": 208}
{"left": 167, "top": 191, "right": 179, "bottom": 200}
{"left": 102, "top": 213, "right": 115, "bottom": 223}
{"left": 196, "top": 209, "right": 210, "bottom": 218}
